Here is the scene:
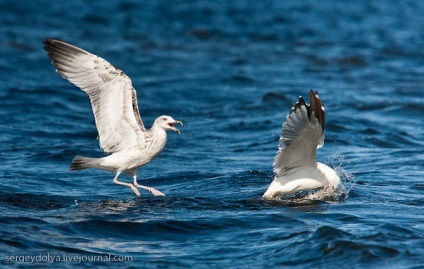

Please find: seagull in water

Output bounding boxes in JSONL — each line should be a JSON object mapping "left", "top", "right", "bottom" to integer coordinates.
{"left": 44, "top": 39, "right": 183, "bottom": 197}
{"left": 263, "top": 90, "right": 340, "bottom": 199}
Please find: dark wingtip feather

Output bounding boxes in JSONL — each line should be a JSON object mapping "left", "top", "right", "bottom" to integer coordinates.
{"left": 43, "top": 38, "right": 52, "bottom": 45}
{"left": 43, "top": 38, "right": 58, "bottom": 52}
{"left": 289, "top": 90, "right": 325, "bottom": 133}
{"left": 298, "top": 96, "right": 306, "bottom": 107}
{"left": 291, "top": 96, "right": 306, "bottom": 113}
{"left": 308, "top": 89, "right": 325, "bottom": 133}
{"left": 294, "top": 96, "right": 302, "bottom": 111}
{"left": 43, "top": 38, "right": 90, "bottom": 61}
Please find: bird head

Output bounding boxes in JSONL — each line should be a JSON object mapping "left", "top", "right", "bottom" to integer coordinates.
{"left": 155, "top": 116, "right": 183, "bottom": 134}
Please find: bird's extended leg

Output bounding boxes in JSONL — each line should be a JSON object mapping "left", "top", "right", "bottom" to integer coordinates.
{"left": 113, "top": 171, "right": 140, "bottom": 197}
{"left": 133, "top": 174, "right": 165, "bottom": 197}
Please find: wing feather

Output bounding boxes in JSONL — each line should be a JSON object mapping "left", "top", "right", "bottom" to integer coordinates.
{"left": 44, "top": 38, "right": 147, "bottom": 153}
{"left": 273, "top": 90, "right": 325, "bottom": 176}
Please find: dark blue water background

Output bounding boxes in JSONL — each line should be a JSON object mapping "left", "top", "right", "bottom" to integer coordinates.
{"left": 0, "top": 0, "right": 423, "bottom": 268}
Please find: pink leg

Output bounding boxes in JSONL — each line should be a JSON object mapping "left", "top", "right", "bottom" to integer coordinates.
{"left": 133, "top": 174, "right": 165, "bottom": 197}
{"left": 113, "top": 171, "right": 140, "bottom": 196}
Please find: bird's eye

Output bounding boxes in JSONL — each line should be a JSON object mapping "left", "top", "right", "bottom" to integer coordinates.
{"left": 162, "top": 117, "right": 167, "bottom": 121}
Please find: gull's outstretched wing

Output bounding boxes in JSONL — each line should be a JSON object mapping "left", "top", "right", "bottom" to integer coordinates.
{"left": 44, "top": 38, "right": 147, "bottom": 153}
{"left": 273, "top": 90, "right": 325, "bottom": 176}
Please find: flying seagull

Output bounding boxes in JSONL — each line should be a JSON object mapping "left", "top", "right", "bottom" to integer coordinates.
{"left": 263, "top": 90, "right": 340, "bottom": 199}
{"left": 44, "top": 38, "right": 182, "bottom": 197}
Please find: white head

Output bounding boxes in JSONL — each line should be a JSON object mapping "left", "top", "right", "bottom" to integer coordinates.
{"left": 154, "top": 115, "right": 183, "bottom": 134}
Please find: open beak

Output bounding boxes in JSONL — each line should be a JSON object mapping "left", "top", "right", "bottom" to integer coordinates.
{"left": 167, "top": 120, "right": 183, "bottom": 134}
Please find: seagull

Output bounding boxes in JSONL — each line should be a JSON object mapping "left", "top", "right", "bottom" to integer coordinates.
{"left": 262, "top": 90, "right": 340, "bottom": 199}
{"left": 44, "top": 39, "right": 183, "bottom": 197}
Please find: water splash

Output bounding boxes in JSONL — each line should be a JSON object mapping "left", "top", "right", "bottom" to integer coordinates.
{"left": 302, "top": 155, "right": 355, "bottom": 202}
{"left": 326, "top": 155, "right": 356, "bottom": 201}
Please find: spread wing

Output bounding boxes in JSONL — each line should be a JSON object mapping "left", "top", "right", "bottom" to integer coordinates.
{"left": 273, "top": 90, "right": 325, "bottom": 176}
{"left": 44, "top": 38, "right": 147, "bottom": 153}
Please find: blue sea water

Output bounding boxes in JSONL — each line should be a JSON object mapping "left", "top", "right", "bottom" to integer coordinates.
{"left": 0, "top": 0, "right": 423, "bottom": 268}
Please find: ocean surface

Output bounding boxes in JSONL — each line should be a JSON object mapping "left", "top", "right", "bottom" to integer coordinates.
{"left": 0, "top": 0, "right": 423, "bottom": 268}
